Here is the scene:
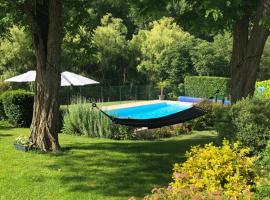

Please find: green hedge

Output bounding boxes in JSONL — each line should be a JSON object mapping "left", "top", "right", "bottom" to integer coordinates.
{"left": 184, "top": 76, "right": 231, "bottom": 98}
{"left": 2, "top": 90, "right": 34, "bottom": 127}
{"left": 255, "top": 80, "right": 270, "bottom": 98}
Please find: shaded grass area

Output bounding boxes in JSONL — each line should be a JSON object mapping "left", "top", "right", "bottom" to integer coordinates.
{"left": 0, "top": 121, "right": 218, "bottom": 200}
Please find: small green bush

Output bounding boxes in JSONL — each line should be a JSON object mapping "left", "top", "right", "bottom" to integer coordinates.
{"left": 213, "top": 105, "right": 234, "bottom": 141}
{"left": 184, "top": 76, "right": 230, "bottom": 98}
{"left": 2, "top": 90, "right": 34, "bottom": 127}
{"left": 255, "top": 79, "right": 270, "bottom": 98}
{"left": 110, "top": 124, "right": 134, "bottom": 140}
{"left": 183, "top": 100, "right": 226, "bottom": 131}
{"left": 62, "top": 102, "right": 112, "bottom": 138}
{"left": 214, "top": 97, "right": 270, "bottom": 154}
{"left": 62, "top": 98, "right": 135, "bottom": 139}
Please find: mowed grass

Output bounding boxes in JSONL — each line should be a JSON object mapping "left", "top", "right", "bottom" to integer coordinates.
{"left": 0, "top": 122, "right": 218, "bottom": 200}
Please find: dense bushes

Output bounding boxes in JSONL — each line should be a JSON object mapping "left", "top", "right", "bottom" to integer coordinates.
{"left": 184, "top": 76, "right": 230, "bottom": 98}
{"left": 145, "top": 140, "right": 257, "bottom": 199}
{"left": 214, "top": 97, "right": 270, "bottom": 154}
{"left": 1, "top": 90, "right": 34, "bottom": 127}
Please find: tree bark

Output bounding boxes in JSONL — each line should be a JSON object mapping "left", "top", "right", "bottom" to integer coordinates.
{"left": 24, "top": 0, "right": 63, "bottom": 152}
{"left": 231, "top": 0, "right": 270, "bottom": 103}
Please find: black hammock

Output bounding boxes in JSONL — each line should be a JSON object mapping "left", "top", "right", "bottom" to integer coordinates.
{"left": 92, "top": 103, "right": 206, "bottom": 129}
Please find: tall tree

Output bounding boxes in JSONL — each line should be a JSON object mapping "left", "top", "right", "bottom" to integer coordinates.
{"left": 230, "top": 0, "right": 270, "bottom": 102}
{"left": 131, "top": 0, "right": 270, "bottom": 102}
{"left": 0, "top": 0, "right": 63, "bottom": 152}
{"left": 26, "top": 0, "right": 63, "bottom": 151}
{"left": 92, "top": 13, "right": 129, "bottom": 85}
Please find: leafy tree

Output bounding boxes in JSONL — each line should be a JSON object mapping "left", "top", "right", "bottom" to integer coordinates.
{"left": 62, "top": 0, "right": 137, "bottom": 78}
{"left": 190, "top": 32, "right": 232, "bottom": 77}
{"left": 128, "top": 0, "right": 168, "bottom": 28}
{"left": 156, "top": 40, "right": 194, "bottom": 97}
{"left": 92, "top": 13, "right": 130, "bottom": 85}
{"left": 131, "top": 17, "right": 193, "bottom": 85}
{"left": 0, "top": 26, "right": 35, "bottom": 80}
{"left": 61, "top": 26, "right": 95, "bottom": 73}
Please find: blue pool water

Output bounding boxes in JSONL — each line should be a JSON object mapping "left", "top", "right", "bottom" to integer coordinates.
{"left": 106, "top": 102, "right": 192, "bottom": 119}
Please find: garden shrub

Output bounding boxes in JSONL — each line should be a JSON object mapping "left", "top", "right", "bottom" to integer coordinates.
{"left": 213, "top": 97, "right": 270, "bottom": 154}
{"left": 255, "top": 79, "right": 270, "bottom": 98}
{"left": 184, "top": 100, "right": 225, "bottom": 131}
{"left": 110, "top": 124, "right": 134, "bottom": 140}
{"left": 62, "top": 102, "right": 112, "bottom": 138}
{"left": 145, "top": 140, "right": 257, "bottom": 199}
{"left": 62, "top": 98, "right": 135, "bottom": 139}
{"left": 184, "top": 76, "right": 230, "bottom": 98}
{"left": 1, "top": 90, "right": 34, "bottom": 127}
{"left": 213, "top": 104, "right": 234, "bottom": 140}
{"left": 230, "top": 97, "right": 270, "bottom": 154}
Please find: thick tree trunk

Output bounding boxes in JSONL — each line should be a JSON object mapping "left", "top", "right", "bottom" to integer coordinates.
{"left": 231, "top": 0, "right": 270, "bottom": 103}
{"left": 25, "top": 0, "right": 63, "bottom": 152}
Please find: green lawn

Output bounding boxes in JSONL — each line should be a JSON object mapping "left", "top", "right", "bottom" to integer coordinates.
{"left": 0, "top": 122, "right": 218, "bottom": 200}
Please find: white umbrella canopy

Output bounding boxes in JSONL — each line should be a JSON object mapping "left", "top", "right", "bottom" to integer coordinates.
{"left": 61, "top": 71, "right": 99, "bottom": 86}
{"left": 4, "top": 70, "right": 36, "bottom": 82}
{"left": 5, "top": 70, "right": 99, "bottom": 86}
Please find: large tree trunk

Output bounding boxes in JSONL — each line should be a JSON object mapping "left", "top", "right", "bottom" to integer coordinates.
{"left": 24, "top": 0, "right": 63, "bottom": 152}
{"left": 231, "top": 0, "right": 270, "bottom": 103}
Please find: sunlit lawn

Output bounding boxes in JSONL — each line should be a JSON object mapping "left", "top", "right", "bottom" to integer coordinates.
{"left": 0, "top": 122, "right": 218, "bottom": 200}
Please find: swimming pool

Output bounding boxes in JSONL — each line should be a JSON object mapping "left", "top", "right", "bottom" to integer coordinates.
{"left": 105, "top": 102, "right": 192, "bottom": 119}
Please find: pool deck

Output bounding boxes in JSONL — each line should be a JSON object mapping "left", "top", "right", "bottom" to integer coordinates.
{"left": 101, "top": 100, "right": 193, "bottom": 111}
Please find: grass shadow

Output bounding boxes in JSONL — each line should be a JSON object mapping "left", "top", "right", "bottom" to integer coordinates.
{"left": 47, "top": 134, "right": 218, "bottom": 199}
{"left": 0, "top": 133, "right": 12, "bottom": 137}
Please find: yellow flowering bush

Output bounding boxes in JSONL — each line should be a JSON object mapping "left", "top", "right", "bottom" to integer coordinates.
{"left": 143, "top": 140, "right": 258, "bottom": 200}
{"left": 171, "top": 140, "right": 257, "bottom": 198}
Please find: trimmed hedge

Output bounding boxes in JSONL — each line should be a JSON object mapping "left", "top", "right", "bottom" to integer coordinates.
{"left": 2, "top": 90, "right": 34, "bottom": 127}
{"left": 184, "top": 76, "right": 230, "bottom": 98}
{"left": 255, "top": 79, "right": 270, "bottom": 98}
